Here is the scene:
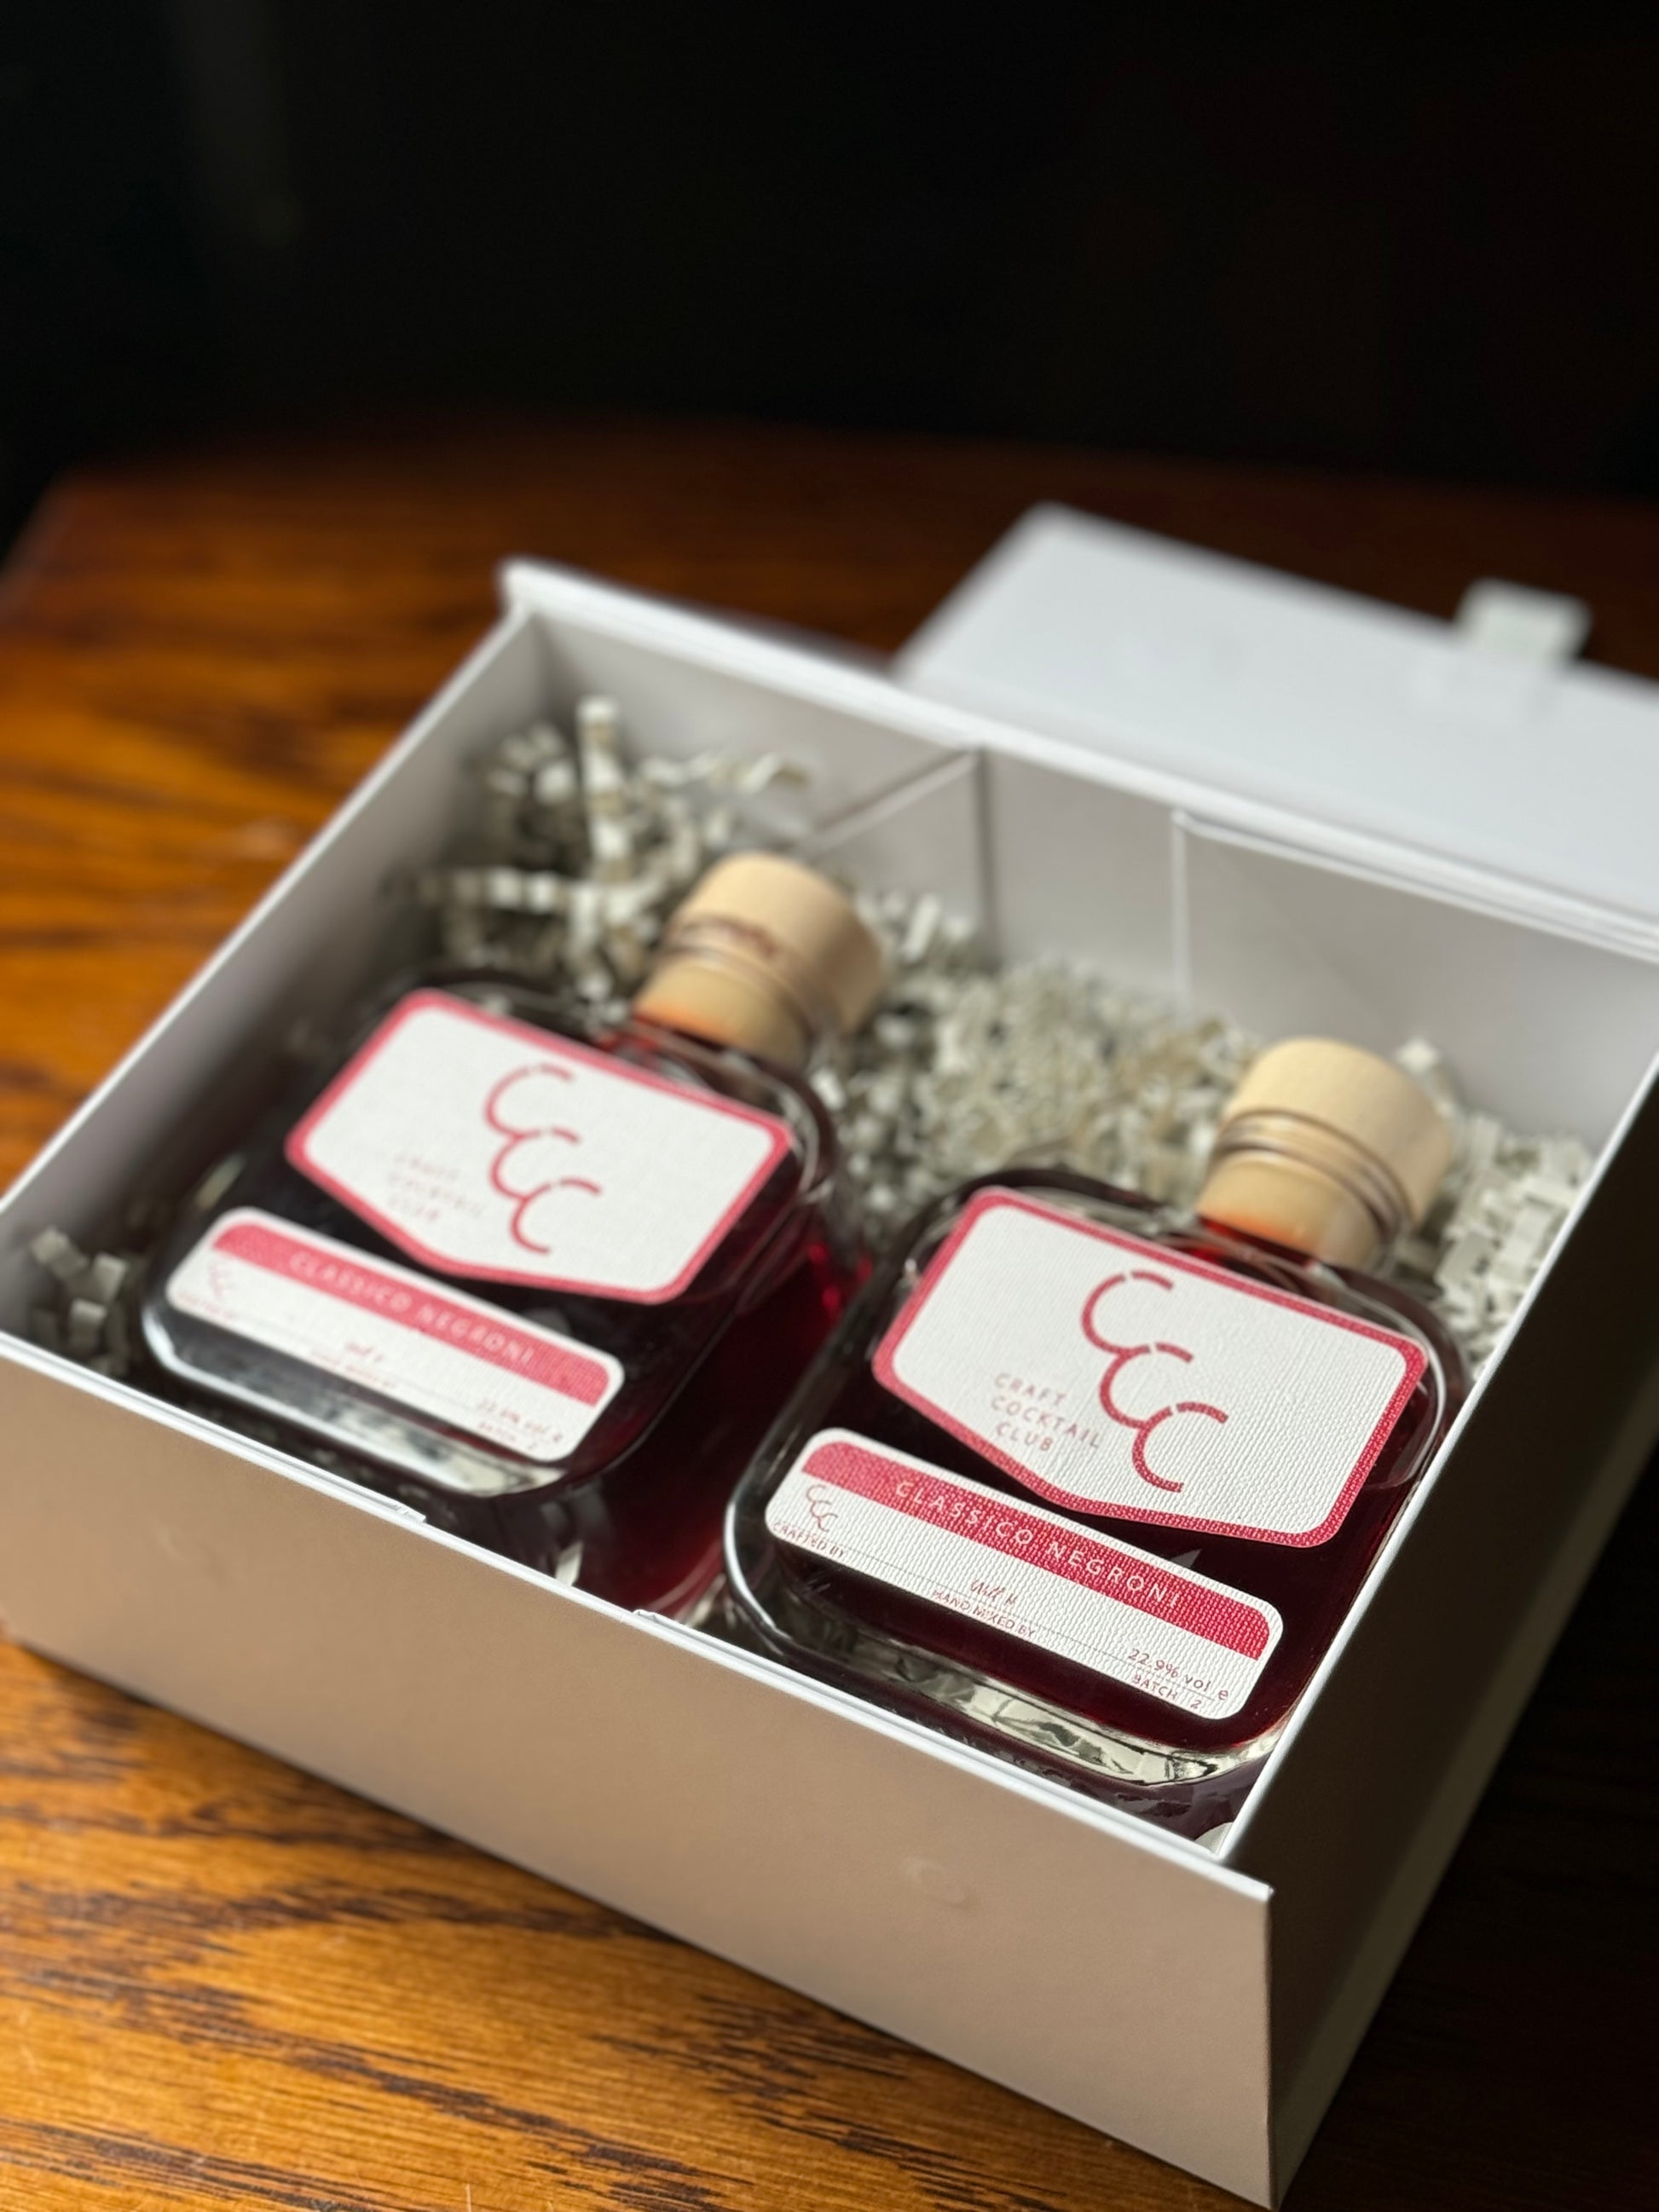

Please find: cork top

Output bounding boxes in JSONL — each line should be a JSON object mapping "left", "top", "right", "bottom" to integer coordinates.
{"left": 1199, "top": 1037, "right": 1454, "bottom": 1266}
{"left": 631, "top": 852, "right": 885, "bottom": 1066}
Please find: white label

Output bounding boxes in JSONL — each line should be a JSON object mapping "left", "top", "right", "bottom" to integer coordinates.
{"left": 167, "top": 1209, "right": 623, "bottom": 1463}
{"left": 768, "top": 1430, "right": 1282, "bottom": 1718}
{"left": 287, "top": 991, "right": 793, "bottom": 1300}
{"left": 876, "top": 1188, "right": 1424, "bottom": 1548}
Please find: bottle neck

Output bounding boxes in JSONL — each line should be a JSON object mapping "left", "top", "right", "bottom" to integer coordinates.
{"left": 629, "top": 916, "right": 839, "bottom": 1069}
{"left": 1196, "top": 1108, "right": 1413, "bottom": 1270}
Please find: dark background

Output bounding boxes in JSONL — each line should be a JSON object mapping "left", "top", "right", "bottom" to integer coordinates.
{"left": 5, "top": 4, "right": 1659, "bottom": 555}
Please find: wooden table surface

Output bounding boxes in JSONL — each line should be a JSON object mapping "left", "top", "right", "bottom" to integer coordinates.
{"left": 1, "top": 418, "right": 1655, "bottom": 2210}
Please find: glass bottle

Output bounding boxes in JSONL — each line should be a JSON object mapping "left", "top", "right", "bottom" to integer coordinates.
{"left": 725, "top": 1038, "right": 1465, "bottom": 1833}
{"left": 142, "top": 853, "right": 885, "bottom": 1615}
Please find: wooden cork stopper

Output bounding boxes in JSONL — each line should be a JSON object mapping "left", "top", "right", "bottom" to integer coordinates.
{"left": 1199, "top": 1037, "right": 1454, "bottom": 1267}
{"left": 631, "top": 853, "right": 885, "bottom": 1066}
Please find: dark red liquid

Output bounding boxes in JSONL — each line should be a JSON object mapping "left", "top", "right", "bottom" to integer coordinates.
{"left": 729, "top": 1169, "right": 1464, "bottom": 1826}
{"left": 143, "top": 981, "right": 862, "bottom": 1612}
{"left": 494, "top": 1227, "right": 858, "bottom": 1610}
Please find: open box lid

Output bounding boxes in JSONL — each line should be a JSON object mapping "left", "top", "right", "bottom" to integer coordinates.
{"left": 895, "top": 503, "right": 1659, "bottom": 936}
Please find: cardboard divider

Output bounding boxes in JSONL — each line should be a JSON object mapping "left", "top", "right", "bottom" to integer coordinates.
{"left": 800, "top": 753, "right": 988, "bottom": 925}
{"left": 978, "top": 748, "right": 1182, "bottom": 992}
{"left": 969, "top": 742, "right": 1659, "bottom": 1150}
{"left": 1175, "top": 812, "right": 1659, "bottom": 1141}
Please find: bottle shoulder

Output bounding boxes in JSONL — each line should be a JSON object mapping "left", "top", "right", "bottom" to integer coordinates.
{"left": 863, "top": 1164, "right": 1465, "bottom": 1398}
{"left": 177, "top": 977, "right": 831, "bottom": 1291}
{"left": 356, "top": 973, "right": 835, "bottom": 1187}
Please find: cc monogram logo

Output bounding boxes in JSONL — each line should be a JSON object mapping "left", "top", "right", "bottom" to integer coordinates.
{"left": 1079, "top": 1272, "right": 1228, "bottom": 1493}
{"left": 483, "top": 1064, "right": 604, "bottom": 1254}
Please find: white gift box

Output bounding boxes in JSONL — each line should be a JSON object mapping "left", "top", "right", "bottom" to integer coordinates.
{"left": 3, "top": 506, "right": 1657, "bottom": 2204}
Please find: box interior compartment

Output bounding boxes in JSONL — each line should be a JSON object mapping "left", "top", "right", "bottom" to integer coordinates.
{"left": 6, "top": 565, "right": 1659, "bottom": 2204}
{"left": 974, "top": 744, "right": 1659, "bottom": 1145}
{"left": 5, "top": 580, "right": 1659, "bottom": 1787}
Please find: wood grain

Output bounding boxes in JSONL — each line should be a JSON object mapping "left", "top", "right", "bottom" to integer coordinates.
{"left": 0, "top": 416, "right": 1655, "bottom": 2210}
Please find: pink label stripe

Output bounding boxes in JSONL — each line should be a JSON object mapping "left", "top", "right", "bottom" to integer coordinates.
{"left": 211, "top": 1218, "right": 612, "bottom": 1406}
{"left": 803, "top": 1436, "right": 1274, "bottom": 1660}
